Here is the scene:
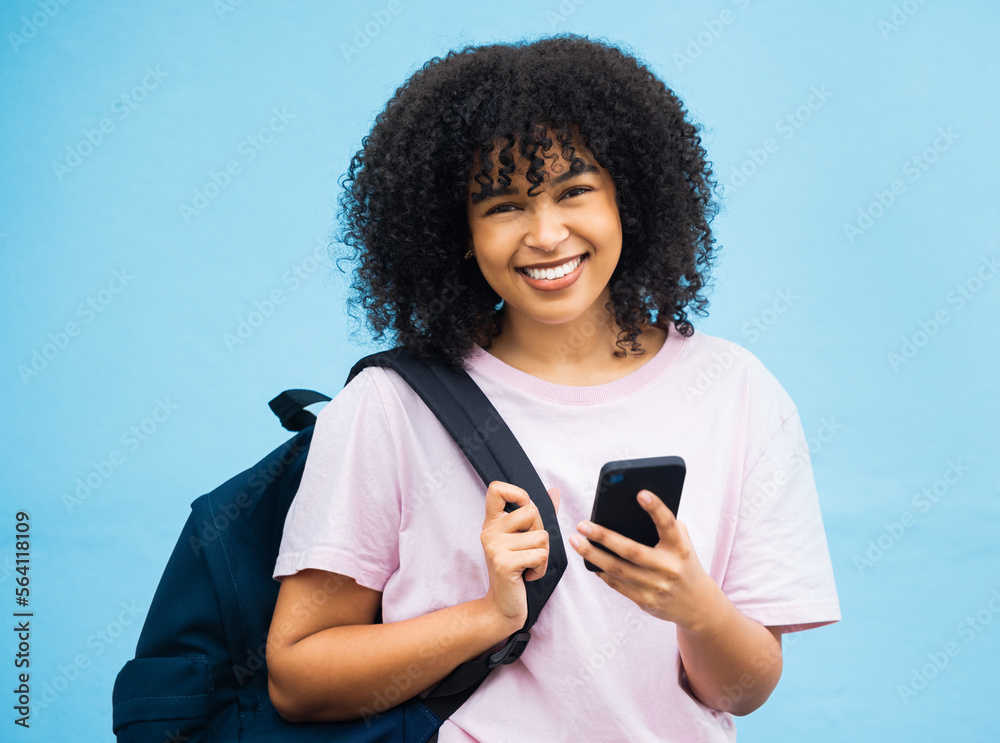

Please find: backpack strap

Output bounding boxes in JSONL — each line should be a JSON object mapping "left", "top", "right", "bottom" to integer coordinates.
{"left": 347, "top": 348, "right": 567, "bottom": 723}
{"left": 268, "top": 389, "right": 332, "bottom": 432}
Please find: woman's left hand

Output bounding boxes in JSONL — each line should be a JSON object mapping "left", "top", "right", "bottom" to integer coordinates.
{"left": 569, "top": 490, "right": 722, "bottom": 630}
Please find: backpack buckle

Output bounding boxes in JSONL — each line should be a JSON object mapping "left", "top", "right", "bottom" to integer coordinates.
{"left": 487, "top": 631, "right": 531, "bottom": 667}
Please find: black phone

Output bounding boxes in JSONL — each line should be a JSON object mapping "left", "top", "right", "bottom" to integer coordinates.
{"left": 585, "top": 455, "right": 686, "bottom": 572}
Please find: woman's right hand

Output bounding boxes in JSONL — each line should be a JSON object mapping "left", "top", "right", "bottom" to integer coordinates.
{"left": 269, "top": 485, "right": 561, "bottom": 724}
{"left": 479, "top": 481, "right": 560, "bottom": 630}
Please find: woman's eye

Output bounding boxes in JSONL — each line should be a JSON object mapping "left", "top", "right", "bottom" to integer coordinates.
{"left": 485, "top": 203, "right": 518, "bottom": 215}
{"left": 562, "top": 186, "right": 591, "bottom": 200}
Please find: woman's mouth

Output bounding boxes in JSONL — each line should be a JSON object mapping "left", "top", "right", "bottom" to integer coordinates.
{"left": 517, "top": 255, "right": 585, "bottom": 280}
{"left": 516, "top": 254, "right": 588, "bottom": 291}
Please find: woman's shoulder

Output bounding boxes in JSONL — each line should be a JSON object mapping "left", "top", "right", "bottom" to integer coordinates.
{"left": 318, "top": 359, "right": 461, "bottom": 438}
{"left": 679, "top": 325, "right": 761, "bottom": 368}
{"left": 675, "top": 326, "right": 799, "bottom": 422}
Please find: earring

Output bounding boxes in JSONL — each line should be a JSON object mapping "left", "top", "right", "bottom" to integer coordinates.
{"left": 464, "top": 247, "right": 475, "bottom": 260}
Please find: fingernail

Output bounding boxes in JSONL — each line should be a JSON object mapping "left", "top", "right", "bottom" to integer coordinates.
{"left": 577, "top": 521, "right": 593, "bottom": 536}
{"left": 569, "top": 535, "right": 582, "bottom": 548}
{"left": 638, "top": 490, "right": 652, "bottom": 505}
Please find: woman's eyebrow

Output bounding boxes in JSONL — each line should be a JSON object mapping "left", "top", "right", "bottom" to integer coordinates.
{"left": 553, "top": 162, "right": 600, "bottom": 184}
{"left": 470, "top": 163, "right": 600, "bottom": 204}
{"left": 471, "top": 183, "right": 518, "bottom": 204}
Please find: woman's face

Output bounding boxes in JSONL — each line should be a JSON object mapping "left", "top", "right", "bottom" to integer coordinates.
{"left": 465, "top": 144, "right": 622, "bottom": 332}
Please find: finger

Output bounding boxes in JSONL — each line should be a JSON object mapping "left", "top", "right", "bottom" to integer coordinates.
{"left": 503, "top": 502, "right": 543, "bottom": 533}
{"left": 487, "top": 531, "right": 549, "bottom": 568}
{"left": 522, "top": 563, "right": 547, "bottom": 581}
{"left": 504, "top": 548, "right": 550, "bottom": 582}
{"left": 575, "top": 519, "right": 654, "bottom": 571}
{"left": 483, "top": 528, "right": 548, "bottom": 573}
{"left": 522, "top": 539, "right": 550, "bottom": 581}
{"left": 489, "top": 527, "right": 549, "bottom": 555}
{"left": 568, "top": 532, "right": 647, "bottom": 584}
{"left": 484, "top": 481, "right": 531, "bottom": 522}
{"left": 486, "top": 527, "right": 550, "bottom": 582}
{"left": 636, "top": 490, "right": 679, "bottom": 545}
{"left": 595, "top": 565, "right": 645, "bottom": 601}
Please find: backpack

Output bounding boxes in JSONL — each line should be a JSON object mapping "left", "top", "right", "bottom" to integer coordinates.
{"left": 111, "top": 348, "right": 567, "bottom": 743}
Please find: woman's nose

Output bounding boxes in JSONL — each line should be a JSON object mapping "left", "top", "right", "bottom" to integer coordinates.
{"left": 523, "top": 205, "right": 570, "bottom": 251}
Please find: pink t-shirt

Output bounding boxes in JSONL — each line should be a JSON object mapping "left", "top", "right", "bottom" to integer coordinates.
{"left": 274, "top": 326, "right": 840, "bottom": 742}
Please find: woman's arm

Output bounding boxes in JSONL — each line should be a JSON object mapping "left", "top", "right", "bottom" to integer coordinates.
{"left": 267, "top": 481, "right": 555, "bottom": 723}
{"left": 266, "top": 569, "right": 514, "bottom": 722}
{"left": 569, "top": 490, "right": 782, "bottom": 716}
{"left": 675, "top": 592, "right": 783, "bottom": 715}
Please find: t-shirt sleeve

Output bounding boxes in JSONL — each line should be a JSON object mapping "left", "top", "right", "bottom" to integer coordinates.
{"left": 272, "top": 368, "right": 402, "bottom": 591}
{"left": 721, "top": 406, "right": 841, "bottom": 633}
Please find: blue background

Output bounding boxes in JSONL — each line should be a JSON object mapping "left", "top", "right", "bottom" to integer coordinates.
{"left": 2, "top": 0, "right": 997, "bottom": 740}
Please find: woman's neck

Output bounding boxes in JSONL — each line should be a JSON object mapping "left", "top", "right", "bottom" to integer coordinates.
{"left": 484, "top": 303, "right": 666, "bottom": 386}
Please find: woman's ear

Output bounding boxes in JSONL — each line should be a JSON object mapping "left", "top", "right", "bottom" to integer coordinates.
{"left": 465, "top": 236, "right": 475, "bottom": 260}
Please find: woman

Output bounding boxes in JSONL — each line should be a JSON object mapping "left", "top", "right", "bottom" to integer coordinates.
{"left": 267, "top": 35, "right": 839, "bottom": 741}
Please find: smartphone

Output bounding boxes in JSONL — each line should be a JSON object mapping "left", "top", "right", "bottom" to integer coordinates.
{"left": 585, "top": 456, "right": 686, "bottom": 572}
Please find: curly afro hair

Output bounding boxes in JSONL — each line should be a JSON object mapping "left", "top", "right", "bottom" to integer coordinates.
{"left": 338, "top": 34, "right": 719, "bottom": 367}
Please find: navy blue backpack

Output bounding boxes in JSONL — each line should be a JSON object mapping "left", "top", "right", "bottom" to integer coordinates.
{"left": 112, "top": 349, "right": 566, "bottom": 742}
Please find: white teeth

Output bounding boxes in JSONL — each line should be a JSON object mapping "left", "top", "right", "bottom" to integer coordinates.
{"left": 523, "top": 256, "right": 582, "bottom": 280}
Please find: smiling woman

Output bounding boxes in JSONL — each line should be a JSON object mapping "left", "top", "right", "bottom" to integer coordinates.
{"left": 465, "top": 142, "right": 629, "bottom": 371}
{"left": 266, "top": 34, "right": 839, "bottom": 743}
{"left": 337, "top": 37, "right": 719, "bottom": 368}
